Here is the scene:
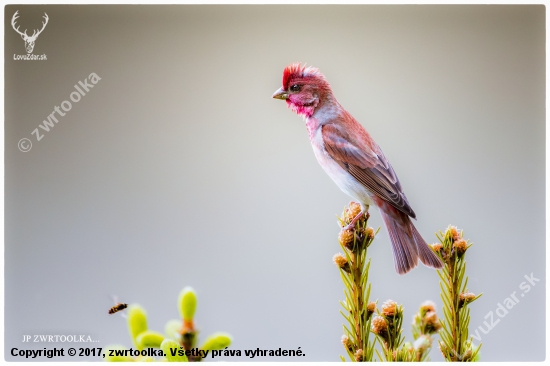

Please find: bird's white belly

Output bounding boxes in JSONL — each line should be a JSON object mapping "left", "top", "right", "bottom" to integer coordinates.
{"left": 310, "top": 135, "right": 374, "bottom": 208}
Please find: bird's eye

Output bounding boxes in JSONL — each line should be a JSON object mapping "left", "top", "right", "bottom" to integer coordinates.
{"left": 290, "top": 84, "right": 301, "bottom": 92}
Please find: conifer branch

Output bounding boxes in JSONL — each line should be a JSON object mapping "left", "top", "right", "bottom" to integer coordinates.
{"left": 432, "top": 226, "right": 482, "bottom": 362}
{"left": 335, "top": 202, "right": 377, "bottom": 362}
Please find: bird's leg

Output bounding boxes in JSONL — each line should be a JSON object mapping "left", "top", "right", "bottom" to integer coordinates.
{"left": 345, "top": 212, "right": 363, "bottom": 231}
{"left": 345, "top": 206, "right": 370, "bottom": 231}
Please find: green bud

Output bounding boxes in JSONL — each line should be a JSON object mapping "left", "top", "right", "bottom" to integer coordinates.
{"left": 473, "top": 351, "right": 481, "bottom": 362}
{"left": 127, "top": 304, "right": 148, "bottom": 349}
{"left": 136, "top": 330, "right": 165, "bottom": 349}
{"left": 471, "top": 344, "right": 481, "bottom": 362}
{"left": 161, "top": 339, "right": 188, "bottom": 362}
{"left": 104, "top": 345, "right": 135, "bottom": 362}
{"left": 164, "top": 319, "right": 182, "bottom": 341}
{"left": 178, "top": 287, "right": 197, "bottom": 322}
{"left": 200, "top": 332, "right": 232, "bottom": 351}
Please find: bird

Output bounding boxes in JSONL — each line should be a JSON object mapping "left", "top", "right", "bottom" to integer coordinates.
{"left": 272, "top": 63, "right": 443, "bottom": 274}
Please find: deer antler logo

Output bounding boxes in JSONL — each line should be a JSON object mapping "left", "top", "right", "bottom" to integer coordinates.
{"left": 11, "top": 11, "right": 49, "bottom": 54}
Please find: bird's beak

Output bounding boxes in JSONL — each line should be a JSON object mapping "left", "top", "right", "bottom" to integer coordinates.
{"left": 272, "top": 87, "right": 289, "bottom": 100}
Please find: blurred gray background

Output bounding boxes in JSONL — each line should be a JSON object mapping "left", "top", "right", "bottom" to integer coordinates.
{"left": 5, "top": 5, "right": 545, "bottom": 361}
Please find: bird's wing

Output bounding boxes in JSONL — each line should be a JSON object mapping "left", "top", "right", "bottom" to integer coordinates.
{"left": 322, "top": 123, "right": 416, "bottom": 219}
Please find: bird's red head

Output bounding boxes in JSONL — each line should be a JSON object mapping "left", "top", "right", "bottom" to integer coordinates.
{"left": 273, "top": 63, "right": 331, "bottom": 118}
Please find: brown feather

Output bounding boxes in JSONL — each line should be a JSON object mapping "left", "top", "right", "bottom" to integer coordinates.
{"left": 322, "top": 123, "right": 416, "bottom": 218}
{"left": 376, "top": 197, "right": 442, "bottom": 273}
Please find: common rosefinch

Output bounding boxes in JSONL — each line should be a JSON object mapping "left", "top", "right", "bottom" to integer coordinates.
{"left": 272, "top": 63, "right": 442, "bottom": 274}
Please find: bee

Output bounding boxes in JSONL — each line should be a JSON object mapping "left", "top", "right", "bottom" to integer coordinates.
{"left": 108, "top": 302, "right": 128, "bottom": 315}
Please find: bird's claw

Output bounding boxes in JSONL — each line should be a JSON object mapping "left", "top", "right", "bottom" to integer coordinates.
{"left": 344, "top": 211, "right": 369, "bottom": 231}
{"left": 344, "top": 223, "right": 356, "bottom": 232}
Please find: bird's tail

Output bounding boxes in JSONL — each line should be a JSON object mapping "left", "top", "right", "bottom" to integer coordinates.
{"left": 410, "top": 221, "right": 444, "bottom": 270}
{"left": 380, "top": 208, "right": 443, "bottom": 274}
